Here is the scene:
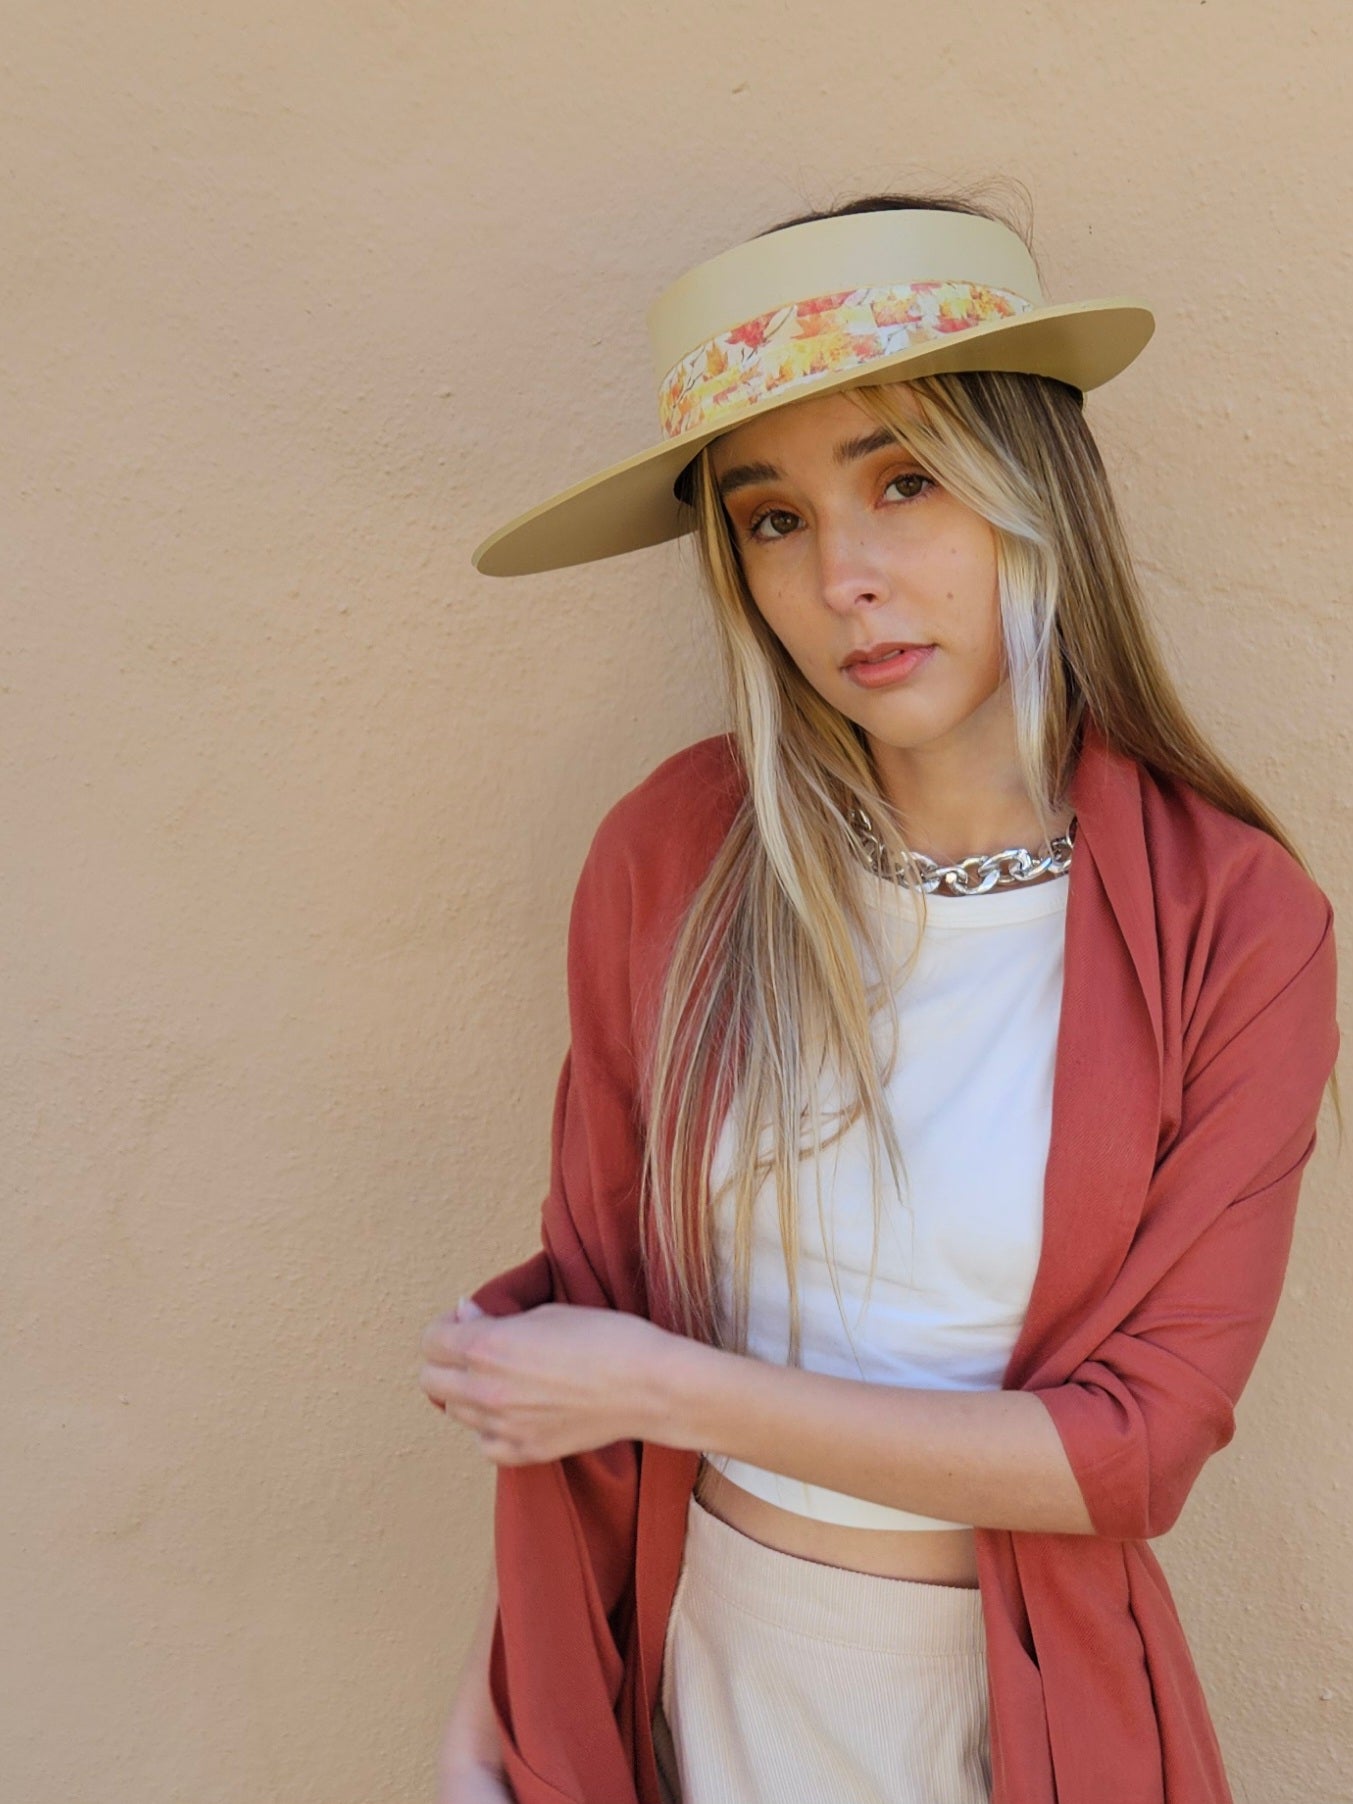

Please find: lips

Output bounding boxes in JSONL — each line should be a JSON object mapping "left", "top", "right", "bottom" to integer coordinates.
{"left": 844, "top": 638, "right": 938, "bottom": 685}
{"left": 841, "top": 640, "right": 930, "bottom": 669}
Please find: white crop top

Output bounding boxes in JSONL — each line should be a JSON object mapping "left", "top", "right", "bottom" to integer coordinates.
{"left": 700, "top": 860, "right": 1068, "bottom": 1530}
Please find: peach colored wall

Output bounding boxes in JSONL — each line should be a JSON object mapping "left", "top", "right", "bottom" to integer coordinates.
{"left": 3, "top": 3, "right": 1349, "bottom": 1800}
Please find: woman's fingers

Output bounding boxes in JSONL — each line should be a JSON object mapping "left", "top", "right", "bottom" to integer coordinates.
{"left": 420, "top": 1295, "right": 487, "bottom": 1410}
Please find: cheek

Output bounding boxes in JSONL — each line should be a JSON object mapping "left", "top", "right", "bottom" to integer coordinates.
{"left": 750, "top": 583, "right": 816, "bottom": 661}
{"left": 940, "top": 545, "right": 1001, "bottom": 651}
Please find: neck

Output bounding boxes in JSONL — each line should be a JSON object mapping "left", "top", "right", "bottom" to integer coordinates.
{"left": 865, "top": 691, "right": 1071, "bottom": 865}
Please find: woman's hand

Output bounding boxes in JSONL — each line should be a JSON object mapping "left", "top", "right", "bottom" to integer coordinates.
{"left": 436, "top": 1754, "right": 515, "bottom": 1803}
{"left": 419, "top": 1295, "right": 676, "bottom": 1464}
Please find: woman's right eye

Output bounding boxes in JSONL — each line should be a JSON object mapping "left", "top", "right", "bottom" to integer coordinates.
{"left": 745, "top": 506, "right": 799, "bottom": 543}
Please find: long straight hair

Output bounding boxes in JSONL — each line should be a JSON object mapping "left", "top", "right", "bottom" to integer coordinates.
{"left": 636, "top": 191, "right": 1343, "bottom": 1364}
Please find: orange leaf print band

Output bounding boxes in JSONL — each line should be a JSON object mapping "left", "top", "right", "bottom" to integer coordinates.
{"left": 657, "top": 280, "right": 1033, "bottom": 440}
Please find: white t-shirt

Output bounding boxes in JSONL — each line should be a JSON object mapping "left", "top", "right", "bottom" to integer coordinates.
{"left": 700, "top": 859, "right": 1068, "bottom": 1530}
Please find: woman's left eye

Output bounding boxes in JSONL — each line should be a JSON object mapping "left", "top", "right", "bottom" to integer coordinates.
{"left": 884, "top": 471, "right": 933, "bottom": 503}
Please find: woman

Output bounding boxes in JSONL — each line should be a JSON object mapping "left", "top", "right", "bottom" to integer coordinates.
{"left": 420, "top": 195, "right": 1343, "bottom": 1804}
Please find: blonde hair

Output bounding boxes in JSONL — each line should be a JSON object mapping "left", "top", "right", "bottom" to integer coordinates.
{"left": 636, "top": 203, "right": 1344, "bottom": 1367}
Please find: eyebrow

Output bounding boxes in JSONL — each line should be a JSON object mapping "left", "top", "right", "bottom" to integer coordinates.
{"left": 715, "top": 426, "right": 906, "bottom": 499}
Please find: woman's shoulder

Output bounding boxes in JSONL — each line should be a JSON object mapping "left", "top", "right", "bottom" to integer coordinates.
{"left": 1140, "top": 760, "right": 1336, "bottom": 1005}
{"left": 584, "top": 730, "right": 746, "bottom": 877}
{"left": 564, "top": 733, "right": 747, "bottom": 1010}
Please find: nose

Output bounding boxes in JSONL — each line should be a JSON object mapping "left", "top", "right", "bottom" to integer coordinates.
{"left": 815, "top": 513, "right": 891, "bottom": 616}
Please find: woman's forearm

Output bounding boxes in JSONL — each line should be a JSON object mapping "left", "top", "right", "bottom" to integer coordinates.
{"left": 438, "top": 1555, "right": 504, "bottom": 1776}
{"left": 652, "top": 1335, "right": 1097, "bottom": 1537}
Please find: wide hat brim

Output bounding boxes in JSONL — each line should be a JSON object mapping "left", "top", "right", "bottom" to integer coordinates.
{"left": 471, "top": 212, "right": 1154, "bottom": 578}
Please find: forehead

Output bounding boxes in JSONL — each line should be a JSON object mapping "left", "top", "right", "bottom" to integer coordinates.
{"left": 707, "top": 381, "right": 920, "bottom": 473}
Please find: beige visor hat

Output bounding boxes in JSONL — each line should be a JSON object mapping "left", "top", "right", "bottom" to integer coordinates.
{"left": 470, "top": 208, "right": 1154, "bottom": 578}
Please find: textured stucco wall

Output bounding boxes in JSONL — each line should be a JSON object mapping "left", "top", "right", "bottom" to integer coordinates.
{"left": 2, "top": 3, "right": 1349, "bottom": 1800}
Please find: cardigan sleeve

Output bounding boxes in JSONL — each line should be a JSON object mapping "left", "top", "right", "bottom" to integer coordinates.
{"left": 1033, "top": 893, "right": 1340, "bottom": 1542}
{"left": 465, "top": 734, "right": 739, "bottom": 1331}
{"left": 467, "top": 802, "right": 645, "bottom": 1325}
{"left": 461, "top": 808, "right": 657, "bottom": 1804}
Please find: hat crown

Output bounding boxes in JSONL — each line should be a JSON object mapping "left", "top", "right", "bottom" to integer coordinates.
{"left": 646, "top": 210, "right": 1045, "bottom": 384}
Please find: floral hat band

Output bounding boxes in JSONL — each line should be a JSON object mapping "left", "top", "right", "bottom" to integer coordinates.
{"left": 471, "top": 209, "right": 1155, "bottom": 577}
{"left": 657, "top": 279, "right": 1036, "bottom": 441}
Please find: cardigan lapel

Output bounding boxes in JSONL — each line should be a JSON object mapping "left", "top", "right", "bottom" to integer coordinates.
{"left": 1003, "top": 716, "right": 1165, "bottom": 1391}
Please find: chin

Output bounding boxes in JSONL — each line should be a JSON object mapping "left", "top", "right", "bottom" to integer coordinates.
{"left": 842, "top": 683, "right": 947, "bottom": 729}
{"left": 823, "top": 661, "right": 990, "bottom": 749}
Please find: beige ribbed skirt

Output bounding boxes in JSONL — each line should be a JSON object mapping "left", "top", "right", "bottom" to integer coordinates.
{"left": 651, "top": 1493, "right": 993, "bottom": 1804}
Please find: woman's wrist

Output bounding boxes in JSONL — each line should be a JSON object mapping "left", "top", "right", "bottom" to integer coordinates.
{"left": 643, "top": 1327, "right": 727, "bottom": 1451}
{"left": 439, "top": 1560, "right": 505, "bottom": 1774}
{"left": 439, "top": 1694, "right": 504, "bottom": 1777}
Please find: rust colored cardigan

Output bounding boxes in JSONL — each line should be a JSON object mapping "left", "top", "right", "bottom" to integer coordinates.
{"left": 468, "top": 715, "right": 1341, "bottom": 1804}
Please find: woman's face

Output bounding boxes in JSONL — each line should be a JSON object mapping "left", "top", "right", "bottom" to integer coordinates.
{"left": 707, "top": 385, "right": 1008, "bottom": 760}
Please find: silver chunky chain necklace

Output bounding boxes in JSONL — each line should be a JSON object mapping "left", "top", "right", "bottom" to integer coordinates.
{"left": 847, "top": 801, "right": 1078, "bottom": 896}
